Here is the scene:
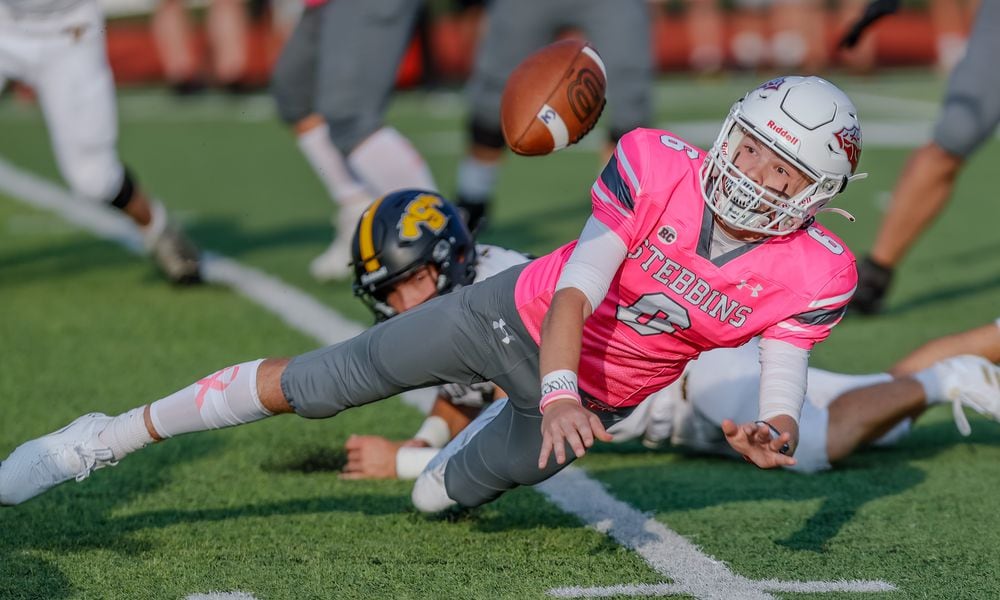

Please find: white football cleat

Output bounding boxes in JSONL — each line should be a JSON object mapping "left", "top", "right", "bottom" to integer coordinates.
{"left": 932, "top": 355, "right": 1000, "bottom": 436}
{"left": 310, "top": 201, "right": 369, "bottom": 282}
{"left": 0, "top": 413, "right": 117, "bottom": 506}
{"left": 412, "top": 397, "right": 509, "bottom": 513}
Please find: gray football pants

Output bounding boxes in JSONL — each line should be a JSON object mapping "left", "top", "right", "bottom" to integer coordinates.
{"left": 467, "top": 0, "right": 653, "bottom": 141}
{"left": 281, "top": 263, "right": 633, "bottom": 507}
{"left": 270, "top": 0, "right": 422, "bottom": 153}
{"left": 933, "top": 0, "right": 1000, "bottom": 158}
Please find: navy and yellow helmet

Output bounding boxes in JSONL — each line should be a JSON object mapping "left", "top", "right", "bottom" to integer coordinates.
{"left": 351, "top": 189, "right": 477, "bottom": 320}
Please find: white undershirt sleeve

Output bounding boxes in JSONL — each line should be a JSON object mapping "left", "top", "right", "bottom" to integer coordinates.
{"left": 555, "top": 216, "right": 629, "bottom": 311}
{"left": 757, "top": 338, "right": 810, "bottom": 423}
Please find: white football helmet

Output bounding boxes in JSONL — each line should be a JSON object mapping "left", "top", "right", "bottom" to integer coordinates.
{"left": 700, "top": 76, "right": 866, "bottom": 236}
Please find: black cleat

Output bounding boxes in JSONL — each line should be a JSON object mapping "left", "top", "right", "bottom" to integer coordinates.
{"left": 849, "top": 255, "right": 894, "bottom": 315}
{"left": 150, "top": 222, "right": 202, "bottom": 285}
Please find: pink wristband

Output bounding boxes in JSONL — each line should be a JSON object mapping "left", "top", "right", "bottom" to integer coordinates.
{"left": 539, "top": 389, "right": 582, "bottom": 414}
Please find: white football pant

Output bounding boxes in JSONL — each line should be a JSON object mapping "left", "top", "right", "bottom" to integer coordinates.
{"left": 0, "top": 0, "right": 125, "bottom": 201}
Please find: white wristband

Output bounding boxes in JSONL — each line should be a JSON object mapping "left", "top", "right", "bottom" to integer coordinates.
{"left": 396, "top": 447, "right": 440, "bottom": 480}
{"left": 541, "top": 369, "right": 579, "bottom": 396}
{"left": 413, "top": 415, "right": 451, "bottom": 449}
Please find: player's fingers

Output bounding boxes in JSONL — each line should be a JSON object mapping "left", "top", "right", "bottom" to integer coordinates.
{"left": 590, "top": 414, "right": 613, "bottom": 442}
{"left": 721, "top": 419, "right": 739, "bottom": 437}
{"left": 578, "top": 420, "right": 595, "bottom": 448}
{"left": 771, "top": 432, "right": 792, "bottom": 453}
{"left": 539, "top": 432, "right": 554, "bottom": 469}
{"left": 564, "top": 425, "right": 587, "bottom": 459}
{"left": 552, "top": 429, "right": 568, "bottom": 464}
{"left": 556, "top": 421, "right": 583, "bottom": 461}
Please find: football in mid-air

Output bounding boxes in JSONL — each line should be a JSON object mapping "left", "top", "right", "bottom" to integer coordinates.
{"left": 500, "top": 39, "right": 607, "bottom": 156}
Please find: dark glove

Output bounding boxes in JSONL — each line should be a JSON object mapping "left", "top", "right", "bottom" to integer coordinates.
{"left": 839, "top": 0, "right": 901, "bottom": 49}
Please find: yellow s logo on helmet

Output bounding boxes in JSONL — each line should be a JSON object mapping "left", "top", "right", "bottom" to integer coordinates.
{"left": 397, "top": 194, "right": 449, "bottom": 241}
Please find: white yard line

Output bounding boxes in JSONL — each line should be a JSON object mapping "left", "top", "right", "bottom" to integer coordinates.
{"left": 539, "top": 468, "right": 896, "bottom": 598}
{"left": 0, "top": 158, "right": 895, "bottom": 598}
{"left": 538, "top": 467, "right": 770, "bottom": 600}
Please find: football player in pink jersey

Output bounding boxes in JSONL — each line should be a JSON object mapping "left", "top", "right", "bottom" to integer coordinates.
{"left": 0, "top": 76, "right": 871, "bottom": 512}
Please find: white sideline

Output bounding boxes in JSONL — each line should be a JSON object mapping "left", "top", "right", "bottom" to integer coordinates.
{"left": 0, "top": 158, "right": 895, "bottom": 599}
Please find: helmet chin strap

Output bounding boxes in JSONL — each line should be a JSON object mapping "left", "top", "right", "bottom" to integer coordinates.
{"left": 818, "top": 206, "right": 856, "bottom": 222}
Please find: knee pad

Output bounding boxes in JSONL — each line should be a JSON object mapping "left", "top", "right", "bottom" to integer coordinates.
{"left": 325, "top": 110, "right": 382, "bottom": 154}
{"left": 271, "top": 80, "right": 309, "bottom": 125}
{"left": 470, "top": 116, "right": 505, "bottom": 150}
{"left": 933, "top": 95, "right": 995, "bottom": 158}
{"left": 64, "top": 151, "right": 124, "bottom": 202}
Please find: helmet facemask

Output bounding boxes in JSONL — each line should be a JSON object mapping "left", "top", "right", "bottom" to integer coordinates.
{"left": 701, "top": 119, "right": 844, "bottom": 236}
{"left": 357, "top": 241, "right": 460, "bottom": 322}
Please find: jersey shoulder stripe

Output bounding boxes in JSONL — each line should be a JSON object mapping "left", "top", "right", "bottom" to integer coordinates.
{"left": 598, "top": 153, "right": 635, "bottom": 212}
{"left": 792, "top": 304, "right": 848, "bottom": 326}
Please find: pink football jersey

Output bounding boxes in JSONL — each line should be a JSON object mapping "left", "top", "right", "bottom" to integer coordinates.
{"left": 515, "top": 128, "right": 857, "bottom": 408}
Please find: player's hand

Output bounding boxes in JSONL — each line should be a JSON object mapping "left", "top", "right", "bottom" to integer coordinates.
{"left": 538, "top": 399, "right": 613, "bottom": 468}
{"left": 341, "top": 434, "right": 409, "bottom": 480}
{"left": 721, "top": 419, "right": 797, "bottom": 469}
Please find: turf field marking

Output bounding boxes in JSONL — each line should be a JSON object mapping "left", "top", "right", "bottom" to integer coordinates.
{"left": 186, "top": 593, "right": 260, "bottom": 600}
{"left": 0, "top": 159, "right": 440, "bottom": 411}
{"left": 0, "top": 158, "right": 896, "bottom": 598}
{"left": 539, "top": 467, "right": 896, "bottom": 598}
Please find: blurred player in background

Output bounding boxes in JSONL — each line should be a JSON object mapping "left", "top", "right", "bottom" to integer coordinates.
{"left": 152, "top": 0, "right": 251, "bottom": 94}
{"left": 3, "top": 77, "right": 868, "bottom": 512}
{"left": 0, "top": 0, "right": 202, "bottom": 283}
{"left": 453, "top": 0, "right": 653, "bottom": 231}
{"left": 270, "top": 0, "right": 436, "bottom": 282}
{"left": 849, "top": 0, "right": 999, "bottom": 314}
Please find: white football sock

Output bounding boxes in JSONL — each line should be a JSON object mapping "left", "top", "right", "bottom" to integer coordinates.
{"left": 871, "top": 417, "right": 912, "bottom": 447}
{"left": 98, "top": 406, "right": 154, "bottom": 460}
{"left": 456, "top": 156, "right": 499, "bottom": 204}
{"left": 348, "top": 127, "right": 436, "bottom": 195}
{"left": 297, "top": 122, "right": 369, "bottom": 205}
{"left": 148, "top": 359, "right": 272, "bottom": 438}
{"left": 141, "top": 199, "right": 168, "bottom": 251}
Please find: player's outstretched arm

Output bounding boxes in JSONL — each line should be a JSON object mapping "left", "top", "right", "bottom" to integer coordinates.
{"left": 722, "top": 417, "right": 797, "bottom": 469}
{"left": 537, "top": 287, "right": 612, "bottom": 468}
{"left": 340, "top": 394, "right": 480, "bottom": 480}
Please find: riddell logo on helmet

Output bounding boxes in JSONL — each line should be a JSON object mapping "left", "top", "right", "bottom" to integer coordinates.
{"left": 767, "top": 120, "right": 799, "bottom": 146}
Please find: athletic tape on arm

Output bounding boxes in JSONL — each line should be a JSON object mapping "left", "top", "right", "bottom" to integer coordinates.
{"left": 556, "top": 216, "right": 628, "bottom": 311}
{"left": 757, "top": 338, "right": 809, "bottom": 423}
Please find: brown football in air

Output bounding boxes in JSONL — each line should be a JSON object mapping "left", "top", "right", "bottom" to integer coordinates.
{"left": 500, "top": 39, "right": 608, "bottom": 156}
